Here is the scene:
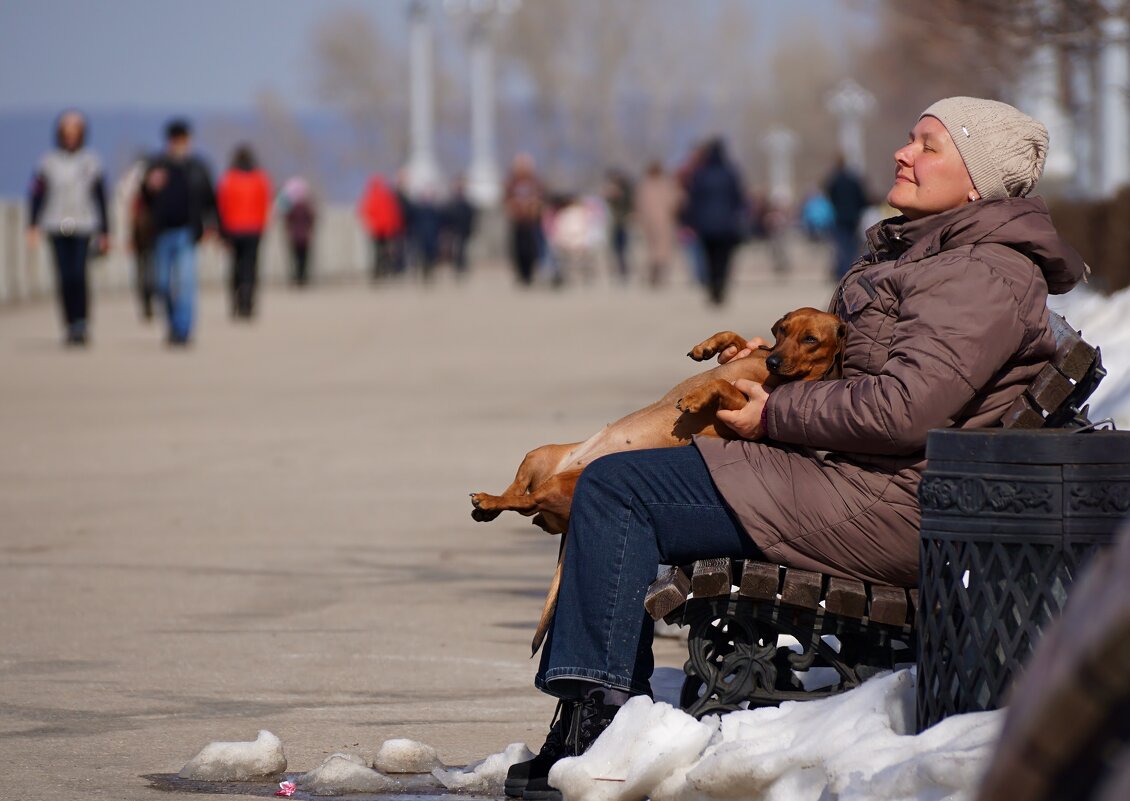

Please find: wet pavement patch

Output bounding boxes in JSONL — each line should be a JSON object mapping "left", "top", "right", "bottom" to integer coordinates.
{"left": 143, "top": 773, "right": 498, "bottom": 800}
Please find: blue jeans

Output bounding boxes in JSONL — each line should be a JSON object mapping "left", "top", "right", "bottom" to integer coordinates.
{"left": 535, "top": 446, "right": 762, "bottom": 699}
{"left": 154, "top": 228, "right": 197, "bottom": 341}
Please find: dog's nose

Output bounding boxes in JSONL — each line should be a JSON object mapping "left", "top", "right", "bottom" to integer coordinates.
{"left": 766, "top": 354, "right": 782, "bottom": 372}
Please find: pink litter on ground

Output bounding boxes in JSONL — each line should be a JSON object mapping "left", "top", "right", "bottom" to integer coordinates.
{"left": 274, "top": 780, "right": 296, "bottom": 797}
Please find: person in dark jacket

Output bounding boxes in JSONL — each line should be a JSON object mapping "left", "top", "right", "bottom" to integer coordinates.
{"left": 27, "top": 110, "right": 109, "bottom": 345}
{"left": 504, "top": 153, "right": 545, "bottom": 286}
{"left": 603, "top": 168, "right": 633, "bottom": 284}
{"left": 685, "top": 138, "right": 747, "bottom": 305}
{"left": 824, "top": 154, "right": 870, "bottom": 280}
{"left": 140, "top": 118, "right": 217, "bottom": 346}
{"left": 442, "top": 176, "right": 477, "bottom": 278}
{"left": 280, "top": 177, "right": 317, "bottom": 286}
{"left": 503, "top": 97, "right": 1085, "bottom": 801}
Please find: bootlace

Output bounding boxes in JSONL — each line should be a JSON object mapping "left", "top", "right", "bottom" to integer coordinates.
{"left": 564, "top": 693, "right": 617, "bottom": 756}
{"left": 538, "top": 700, "right": 571, "bottom": 756}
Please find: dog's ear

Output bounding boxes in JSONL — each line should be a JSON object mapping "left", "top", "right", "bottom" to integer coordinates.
{"left": 771, "top": 314, "right": 787, "bottom": 340}
{"left": 837, "top": 322, "right": 847, "bottom": 342}
{"left": 824, "top": 345, "right": 844, "bottom": 380}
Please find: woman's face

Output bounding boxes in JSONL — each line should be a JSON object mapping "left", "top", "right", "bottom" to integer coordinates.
{"left": 886, "top": 115, "right": 976, "bottom": 220}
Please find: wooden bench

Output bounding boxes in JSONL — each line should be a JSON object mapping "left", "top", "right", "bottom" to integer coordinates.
{"left": 646, "top": 311, "right": 1107, "bottom": 719}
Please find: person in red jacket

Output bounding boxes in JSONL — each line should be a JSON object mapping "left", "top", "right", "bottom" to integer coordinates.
{"left": 217, "top": 144, "right": 271, "bottom": 318}
{"left": 358, "top": 174, "right": 404, "bottom": 281}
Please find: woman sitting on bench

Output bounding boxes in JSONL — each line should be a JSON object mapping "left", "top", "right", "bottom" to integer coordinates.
{"left": 506, "top": 97, "right": 1087, "bottom": 801}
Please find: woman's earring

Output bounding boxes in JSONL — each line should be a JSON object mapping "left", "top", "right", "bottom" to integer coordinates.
{"left": 968, "top": 191, "right": 980, "bottom": 202}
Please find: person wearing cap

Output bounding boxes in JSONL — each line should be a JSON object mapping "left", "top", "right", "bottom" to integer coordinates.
{"left": 503, "top": 97, "right": 1086, "bottom": 801}
{"left": 27, "top": 110, "right": 110, "bottom": 346}
{"left": 140, "top": 118, "right": 217, "bottom": 347}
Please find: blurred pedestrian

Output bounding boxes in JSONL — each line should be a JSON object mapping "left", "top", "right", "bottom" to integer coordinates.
{"left": 824, "top": 154, "right": 869, "bottom": 280}
{"left": 799, "top": 189, "right": 835, "bottom": 242}
{"left": 280, "top": 177, "right": 317, "bottom": 287}
{"left": 685, "top": 137, "right": 747, "bottom": 305}
{"left": 410, "top": 189, "right": 444, "bottom": 282}
{"left": 634, "top": 160, "right": 682, "bottom": 287}
{"left": 676, "top": 141, "right": 708, "bottom": 286}
{"left": 358, "top": 174, "right": 404, "bottom": 281}
{"left": 603, "top": 168, "right": 634, "bottom": 284}
{"left": 140, "top": 118, "right": 217, "bottom": 346}
{"left": 217, "top": 144, "right": 271, "bottom": 318}
{"left": 116, "top": 151, "right": 158, "bottom": 320}
{"left": 26, "top": 109, "right": 109, "bottom": 346}
{"left": 504, "top": 153, "right": 545, "bottom": 286}
{"left": 442, "top": 176, "right": 477, "bottom": 278}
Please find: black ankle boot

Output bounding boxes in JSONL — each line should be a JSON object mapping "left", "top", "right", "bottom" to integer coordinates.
{"left": 521, "top": 688, "right": 624, "bottom": 801}
{"left": 505, "top": 700, "right": 574, "bottom": 798}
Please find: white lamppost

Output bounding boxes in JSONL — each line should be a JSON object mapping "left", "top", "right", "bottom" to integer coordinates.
{"left": 1017, "top": 41, "right": 1076, "bottom": 183}
{"left": 826, "top": 79, "right": 874, "bottom": 176}
{"left": 1097, "top": 8, "right": 1130, "bottom": 197}
{"left": 445, "top": 0, "right": 519, "bottom": 208}
{"left": 404, "top": 0, "right": 444, "bottom": 198}
{"left": 764, "top": 127, "right": 798, "bottom": 208}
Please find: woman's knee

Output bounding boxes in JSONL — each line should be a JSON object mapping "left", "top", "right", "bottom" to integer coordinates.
{"left": 572, "top": 452, "right": 630, "bottom": 507}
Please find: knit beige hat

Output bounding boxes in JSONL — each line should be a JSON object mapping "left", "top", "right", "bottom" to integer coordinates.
{"left": 920, "top": 97, "right": 1048, "bottom": 200}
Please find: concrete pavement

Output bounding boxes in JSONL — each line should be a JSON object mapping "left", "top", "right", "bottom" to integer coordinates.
{"left": 0, "top": 244, "right": 834, "bottom": 800}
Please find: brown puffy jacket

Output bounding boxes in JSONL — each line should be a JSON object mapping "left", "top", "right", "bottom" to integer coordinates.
{"left": 695, "top": 197, "right": 1085, "bottom": 586}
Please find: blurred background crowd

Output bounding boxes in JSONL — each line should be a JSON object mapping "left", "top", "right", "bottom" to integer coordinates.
{"left": 3, "top": 0, "right": 1130, "bottom": 345}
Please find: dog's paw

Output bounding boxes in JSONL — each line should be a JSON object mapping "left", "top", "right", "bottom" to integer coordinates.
{"left": 687, "top": 343, "right": 718, "bottom": 362}
{"left": 676, "top": 388, "right": 715, "bottom": 414}
{"left": 469, "top": 492, "right": 504, "bottom": 522}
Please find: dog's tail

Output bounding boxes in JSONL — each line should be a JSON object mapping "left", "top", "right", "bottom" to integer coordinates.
{"left": 530, "top": 536, "right": 566, "bottom": 657}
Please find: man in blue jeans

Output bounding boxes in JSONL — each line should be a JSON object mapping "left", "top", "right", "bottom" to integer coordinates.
{"left": 141, "top": 119, "right": 216, "bottom": 346}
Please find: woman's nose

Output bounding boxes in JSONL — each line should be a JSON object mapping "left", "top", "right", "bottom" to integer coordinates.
{"left": 894, "top": 146, "right": 913, "bottom": 166}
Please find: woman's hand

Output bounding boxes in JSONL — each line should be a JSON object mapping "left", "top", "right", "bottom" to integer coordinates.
{"left": 717, "top": 336, "right": 770, "bottom": 365}
{"left": 716, "top": 379, "right": 769, "bottom": 440}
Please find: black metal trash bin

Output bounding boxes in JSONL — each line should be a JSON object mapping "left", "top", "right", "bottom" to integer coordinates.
{"left": 916, "top": 428, "right": 1130, "bottom": 732}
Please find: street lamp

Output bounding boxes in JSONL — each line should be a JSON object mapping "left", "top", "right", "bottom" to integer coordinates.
{"left": 445, "top": 0, "right": 520, "bottom": 208}
{"left": 404, "top": 0, "right": 444, "bottom": 198}
{"left": 826, "top": 79, "right": 874, "bottom": 176}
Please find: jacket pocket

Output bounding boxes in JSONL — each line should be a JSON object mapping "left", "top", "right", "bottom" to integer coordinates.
{"left": 838, "top": 276, "right": 880, "bottom": 319}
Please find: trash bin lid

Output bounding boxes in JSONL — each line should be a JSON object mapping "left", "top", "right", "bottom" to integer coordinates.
{"left": 925, "top": 429, "right": 1130, "bottom": 465}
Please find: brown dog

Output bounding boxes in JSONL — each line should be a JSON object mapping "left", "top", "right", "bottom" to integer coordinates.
{"left": 470, "top": 307, "right": 845, "bottom": 654}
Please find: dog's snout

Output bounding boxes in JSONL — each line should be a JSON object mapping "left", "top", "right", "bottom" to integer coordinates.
{"left": 766, "top": 354, "right": 783, "bottom": 372}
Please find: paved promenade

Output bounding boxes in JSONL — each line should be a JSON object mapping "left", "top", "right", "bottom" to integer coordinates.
{"left": 0, "top": 246, "right": 833, "bottom": 800}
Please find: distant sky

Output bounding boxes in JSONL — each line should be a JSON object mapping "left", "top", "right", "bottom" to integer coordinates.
{"left": 0, "top": 0, "right": 406, "bottom": 111}
{"left": 0, "top": 0, "right": 877, "bottom": 113}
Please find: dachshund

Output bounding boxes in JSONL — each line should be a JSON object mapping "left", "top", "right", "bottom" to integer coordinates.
{"left": 470, "top": 307, "right": 846, "bottom": 655}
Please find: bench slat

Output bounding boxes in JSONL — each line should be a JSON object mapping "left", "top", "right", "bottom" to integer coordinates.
{"left": 1049, "top": 311, "right": 1097, "bottom": 382}
{"left": 644, "top": 566, "right": 690, "bottom": 621}
{"left": 1028, "top": 364, "right": 1075, "bottom": 413}
{"left": 1002, "top": 392, "right": 1045, "bottom": 429}
{"left": 738, "top": 561, "right": 781, "bottom": 601}
{"left": 869, "top": 585, "right": 908, "bottom": 626}
{"left": 825, "top": 576, "right": 868, "bottom": 619}
{"left": 1053, "top": 339, "right": 1096, "bottom": 382}
{"left": 691, "top": 558, "right": 732, "bottom": 598}
{"left": 780, "top": 567, "right": 822, "bottom": 609}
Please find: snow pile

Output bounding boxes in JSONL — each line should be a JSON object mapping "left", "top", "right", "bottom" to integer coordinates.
{"left": 297, "top": 752, "right": 401, "bottom": 796}
{"left": 1049, "top": 283, "right": 1130, "bottom": 428}
{"left": 178, "top": 729, "right": 287, "bottom": 781}
{"left": 548, "top": 696, "right": 716, "bottom": 801}
{"left": 549, "top": 670, "right": 1003, "bottom": 801}
{"left": 372, "top": 737, "right": 444, "bottom": 773}
{"left": 432, "top": 741, "right": 535, "bottom": 793}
